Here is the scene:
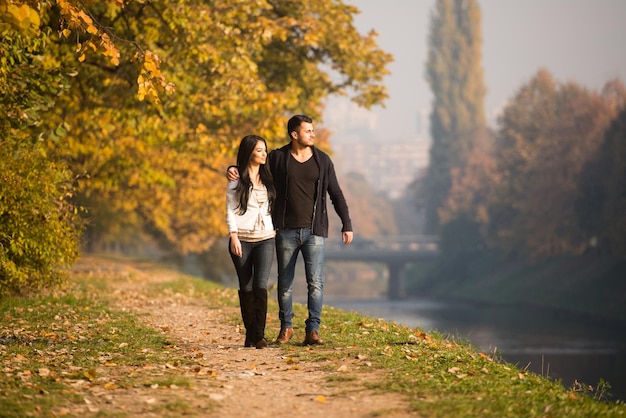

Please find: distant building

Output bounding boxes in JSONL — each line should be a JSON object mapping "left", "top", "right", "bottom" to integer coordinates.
{"left": 332, "top": 137, "right": 430, "bottom": 199}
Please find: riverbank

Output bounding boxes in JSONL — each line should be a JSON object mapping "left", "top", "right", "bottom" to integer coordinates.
{"left": 1, "top": 255, "right": 625, "bottom": 417}
{"left": 407, "top": 253, "right": 626, "bottom": 325}
{"left": 327, "top": 296, "right": 626, "bottom": 403}
{"left": 0, "top": 257, "right": 626, "bottom": 418}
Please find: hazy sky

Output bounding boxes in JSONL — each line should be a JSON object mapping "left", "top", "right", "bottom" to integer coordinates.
{"left": 322, "top": 0, "right": 626, "bottom": 143}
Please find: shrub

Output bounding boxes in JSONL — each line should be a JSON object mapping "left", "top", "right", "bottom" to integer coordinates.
{"left": 0, "top": 141, "right": 82, "bottom": 296}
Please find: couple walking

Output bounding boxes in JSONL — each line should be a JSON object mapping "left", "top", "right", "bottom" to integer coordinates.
{"left": 225, "top": 114, "right": 353, "bottom": 349}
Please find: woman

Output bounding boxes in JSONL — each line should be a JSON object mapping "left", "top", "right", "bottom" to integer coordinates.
{"left": 226, "top": 135, "right": 276, "bottom": 349}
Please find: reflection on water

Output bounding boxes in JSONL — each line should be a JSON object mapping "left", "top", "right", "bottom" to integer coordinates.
{"left": 326, "top": 298, "right": 626, "bottom": 401}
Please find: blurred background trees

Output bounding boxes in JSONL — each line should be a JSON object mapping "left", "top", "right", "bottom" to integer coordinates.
{"left": 409, "top": 0, "right": 625, "bottom": 307}
{"left": 423, "top": 0, "right": 487, "bottom": 236}
{"left": 420, "top": 0, "right": 626, "bottom": 268}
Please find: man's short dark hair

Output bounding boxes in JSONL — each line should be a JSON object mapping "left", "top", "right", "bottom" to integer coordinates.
{"left": 287, "top": 114, "right": 313, "bottom": 138}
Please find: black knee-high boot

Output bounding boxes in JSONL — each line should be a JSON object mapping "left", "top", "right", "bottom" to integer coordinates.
{"left": 238, "top": 290, "right": 255, "bottom": 347}
{"left": 253, "top": 288, "right": 269, "bottom": 349}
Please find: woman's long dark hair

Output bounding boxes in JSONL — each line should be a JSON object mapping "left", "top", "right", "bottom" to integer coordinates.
{"left": 234, "top": 135, "right": 275, "bottom": 214}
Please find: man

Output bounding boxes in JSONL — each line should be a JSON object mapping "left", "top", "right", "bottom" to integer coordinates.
{"left": 228, "top": 114, "right": 353, "bottom": 345}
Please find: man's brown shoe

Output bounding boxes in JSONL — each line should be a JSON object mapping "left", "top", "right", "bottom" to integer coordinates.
{"left": 276, "top": 327, "right": 293, "bottom": 344}
{"left": 303, "top": 330, "right": 324, "bottom": 345}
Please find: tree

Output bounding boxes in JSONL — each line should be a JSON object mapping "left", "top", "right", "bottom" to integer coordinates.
{"left": 439, "top": 128, "right": 496, "bottom": 238}
{"left": 0, "top": 1, "right": 85, "bottom": 294}
{"left": 490, "top": 70, "right": 625, "bottom": 260}
{"left": 4, "top": 1, "right": 392, "bottom": 263}
{"left": 601, "top": 108, "right": 626, "bottom": 258}
{"left": 423, "top": 0, "right": 486, "bottom": 234}
{"left": 578, "top": 88, "right": 626, "bottom": 258}
{"left": 328, "top": 172, "right": 399, "bottom": 239}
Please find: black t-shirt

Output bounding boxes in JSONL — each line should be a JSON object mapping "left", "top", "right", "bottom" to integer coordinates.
{"left": 284, "top": 154, "right": 318, "bottom": 228}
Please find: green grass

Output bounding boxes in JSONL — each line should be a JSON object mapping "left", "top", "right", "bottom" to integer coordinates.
{"left": 283, "top": 292, "right": 626, "bottom": 417}
{"left": 0, "top": 274, "right": 209, "bottom": 417}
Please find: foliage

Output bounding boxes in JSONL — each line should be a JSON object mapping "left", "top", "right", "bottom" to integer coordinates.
{"left": 0, "top": 7, "right": 82, "bottom": 295}
{"left": 0, "top": 140, "right": 82, "bottom": 296}
{"left": 0, "top": 0, "right": 391, "bottom": 289}
{"left": 423, "top": 0, "right": 487, "bottom": 234}
{"left": 490, "top": 70, "right": 625, "bottom": 260}
{"left": 29, "top": 0, "right": 392, "bottom": 256}
{"left": 578, "top": 104, "right": 626, "bottom": 259}
{"left": 328, "top": 172, "right": 399, "bottom": 239}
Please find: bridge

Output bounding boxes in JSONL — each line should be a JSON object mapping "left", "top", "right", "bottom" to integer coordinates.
{"left": 324, "top": 235, "right": 439, "bottom": 299}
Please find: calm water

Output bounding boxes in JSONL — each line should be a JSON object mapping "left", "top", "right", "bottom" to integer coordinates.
{"left": 326, "top": 298, "right": 626, "bottom": 401}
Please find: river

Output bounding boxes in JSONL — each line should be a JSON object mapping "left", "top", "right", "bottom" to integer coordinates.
{"left": 325, "top": 297, "right": 626, "bottom": 402}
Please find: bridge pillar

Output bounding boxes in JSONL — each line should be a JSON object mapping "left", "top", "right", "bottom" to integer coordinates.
{"left": 387, "top": 262, "right": 407, "bottom": 300}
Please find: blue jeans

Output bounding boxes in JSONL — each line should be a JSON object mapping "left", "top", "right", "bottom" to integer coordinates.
{"left": 276, "top": 227, "right": 325, "bottom": 332}
{"left": 229, "top": 237, "right": 275, "bottom": 292}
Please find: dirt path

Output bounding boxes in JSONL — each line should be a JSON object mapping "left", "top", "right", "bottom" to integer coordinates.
{"left": 72, "top": 258, "right": 417, "bottom": 417}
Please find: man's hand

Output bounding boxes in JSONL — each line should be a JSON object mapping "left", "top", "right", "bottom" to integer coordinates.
{"left": 342, "top": 231, "right": 353, "bottom": 246}
{"left": 227, "top": 166, "right": 239, "bottom": 182}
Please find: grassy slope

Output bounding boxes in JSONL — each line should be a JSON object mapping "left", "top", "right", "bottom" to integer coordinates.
{"left": 407, "top": 254, "right": 626, "bottom": 324}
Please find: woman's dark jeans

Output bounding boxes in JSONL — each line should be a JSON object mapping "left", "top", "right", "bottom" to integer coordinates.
{"left": 229, "top": 237, "right": 275, "bottom": 291}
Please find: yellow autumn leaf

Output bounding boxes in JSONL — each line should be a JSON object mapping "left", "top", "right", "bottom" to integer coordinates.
{"left": 137, "top": 86, "right": 146, "bottom": 101}
{"left": 84, "top": 368, "right": 97, "bottom": 380}
{"left": 143, "top": 60, "right": 157, "bottom": 74}
{"left": 78, "top": 10, "right": 93, "bottom": 25}
{"left": 6, "top": 4, "right": 40, "bottom": 33}
{"left": 315, "top": 395, "right": 327, "bottom": 403}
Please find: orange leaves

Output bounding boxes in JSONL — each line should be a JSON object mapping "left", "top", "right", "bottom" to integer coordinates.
{"left": 478, "top": 352, "right": 493, "bottom": 362}
{"left": 136, "top": 51, "right": 175, "bottom": 103}
{"left": 57, "top": 0, "right": 97, "bottom": 35}
{"left": 56, "top": 0, "right": 171, "bottom": 101}
{"left": 58, "top": 0, "right": 120, "bottom": 66}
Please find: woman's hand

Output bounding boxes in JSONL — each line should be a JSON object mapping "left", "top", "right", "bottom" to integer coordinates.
{"left": 230, "top": 233, "right": 242, "bottom": 257}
